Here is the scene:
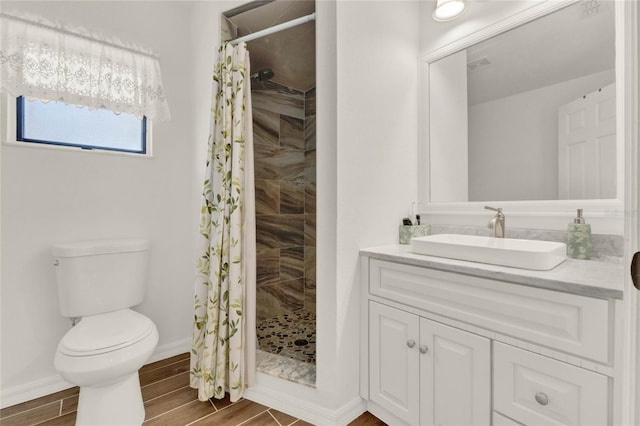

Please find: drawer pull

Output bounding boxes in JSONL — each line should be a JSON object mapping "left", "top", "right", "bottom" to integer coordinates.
{"left": 535, "top": 392, "right": 549, "bottom": 406}
{"left": 419, "top": 345, "right": 429, "bottom": 354}
{"left": 407, "top": 340, "right": 416, "bottom": 348}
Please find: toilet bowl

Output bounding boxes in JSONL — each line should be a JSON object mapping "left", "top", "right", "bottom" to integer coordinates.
{"left": 52, "top": 239, "right": 157, "bottom": 425}
{"left": 55, "top": 309, "right": 158, "bottom": 425}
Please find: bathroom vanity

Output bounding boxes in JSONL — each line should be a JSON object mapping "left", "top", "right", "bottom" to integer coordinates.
{"left": 359, "top": 245, "right": 624, "bottom": 426}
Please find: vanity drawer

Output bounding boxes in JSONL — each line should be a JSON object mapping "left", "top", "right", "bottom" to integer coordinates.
{"left": 369, "top": 259, "right": 610, "bottom": 362}
{"left": 493, "top": 342, "right": 608, "bottom": 426}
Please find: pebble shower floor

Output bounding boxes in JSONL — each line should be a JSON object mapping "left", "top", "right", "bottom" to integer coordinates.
{"left": 256, "top": 310, "right": 316, "bottom": 364}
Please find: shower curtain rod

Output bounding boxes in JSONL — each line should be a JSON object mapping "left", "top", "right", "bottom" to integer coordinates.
{"left": 229, "top": 12, "right": 316, "bottom": 45}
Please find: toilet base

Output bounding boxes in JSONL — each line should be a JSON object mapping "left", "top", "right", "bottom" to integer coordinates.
{"left": 76, "top": 373, "right": 145, "bottom": 426}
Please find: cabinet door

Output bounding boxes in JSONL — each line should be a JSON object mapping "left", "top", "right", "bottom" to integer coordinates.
{"left": 420, "top": 318, "right": 491, "bottom": 426}
{"left": 369, "top": 301, "right": 420, "bottom": 425}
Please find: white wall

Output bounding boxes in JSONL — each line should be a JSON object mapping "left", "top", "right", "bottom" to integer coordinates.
{"left": 190, "top": 1, "right": 243, "bottom": 191}
{"left": 0, "top": 1, "right": 199, "bottom": 405}
{"left": 333, "top": 0, "right": 420, "bottom": 407}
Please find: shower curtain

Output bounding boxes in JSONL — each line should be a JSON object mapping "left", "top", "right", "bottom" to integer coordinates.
{"left": 190, "top": 42, "right": 256, "bottom": 403}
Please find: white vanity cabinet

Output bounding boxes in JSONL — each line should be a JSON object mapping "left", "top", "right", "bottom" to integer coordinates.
{"left": 369, "top": 301, "right": 490, "bottom": 425}
{"left": 361, "top": 251, "right": 620, "bottom": 426}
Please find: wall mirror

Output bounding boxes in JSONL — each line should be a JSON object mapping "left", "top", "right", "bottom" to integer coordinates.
{"left": 424, "top": 0, "right": 617, "bottom": 204}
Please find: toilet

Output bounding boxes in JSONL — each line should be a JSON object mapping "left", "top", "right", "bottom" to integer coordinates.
{"left": 52, "top": 239, "right": 158, "bottom": 426}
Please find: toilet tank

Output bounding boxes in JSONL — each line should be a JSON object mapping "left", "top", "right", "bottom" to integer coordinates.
{"left": 52, "top": 239, "right": 149, "bottom": 317}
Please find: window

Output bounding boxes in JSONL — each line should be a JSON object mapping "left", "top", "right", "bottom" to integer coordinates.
{"left": 2, "top": 12, "right": 169, "bottom": 156}
{"left": 16, "top": 97, "right": 148, "bottom": 154}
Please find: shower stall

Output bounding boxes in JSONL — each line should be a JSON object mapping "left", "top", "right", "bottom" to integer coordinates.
{"left": 252, "top": 75, "right": 317, "bottom": 384}
{"left": 224, "top": 0, "right": 317, "bottom": 386}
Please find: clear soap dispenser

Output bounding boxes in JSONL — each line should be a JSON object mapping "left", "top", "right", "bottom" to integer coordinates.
{"left": 567, "top": 209, "right": 592, "bottom": 260}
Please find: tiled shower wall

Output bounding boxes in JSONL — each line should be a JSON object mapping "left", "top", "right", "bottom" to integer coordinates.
{"left": 252, "top": 82, "right": 316, "bottom": 322}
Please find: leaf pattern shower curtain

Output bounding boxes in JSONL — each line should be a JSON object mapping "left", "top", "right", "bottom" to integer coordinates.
{"left": 190, "top": 42, "right": 256, "bottom": 402}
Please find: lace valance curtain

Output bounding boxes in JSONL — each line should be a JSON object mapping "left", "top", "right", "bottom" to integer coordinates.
{"left": 0, "top": 12, "right": 170, "bottom": 121}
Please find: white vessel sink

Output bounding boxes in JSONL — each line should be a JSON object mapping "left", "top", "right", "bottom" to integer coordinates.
{"left": 410, "top": 234, "right": 566, "bottom": 270}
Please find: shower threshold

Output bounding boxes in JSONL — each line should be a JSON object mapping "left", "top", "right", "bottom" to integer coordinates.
{"left": 256, "top": 350, "right": 316, "bottom": 387}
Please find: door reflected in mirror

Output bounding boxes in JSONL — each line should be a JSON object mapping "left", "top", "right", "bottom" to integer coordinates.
{"left": 428, "top": 1, "right": 616, "bottom": 202}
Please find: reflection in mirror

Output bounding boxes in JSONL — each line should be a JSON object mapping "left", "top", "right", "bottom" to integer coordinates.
{"left": 429, "top": 1, "right": 615, "bottom": 202}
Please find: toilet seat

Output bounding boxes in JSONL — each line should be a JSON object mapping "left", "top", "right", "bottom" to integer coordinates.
{"left": 59, "top": 309, "right": 154, "bottom": 357}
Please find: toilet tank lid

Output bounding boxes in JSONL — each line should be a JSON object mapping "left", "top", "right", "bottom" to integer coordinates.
{"left": 52, "top": 239, "right": 149, "bottom": 257}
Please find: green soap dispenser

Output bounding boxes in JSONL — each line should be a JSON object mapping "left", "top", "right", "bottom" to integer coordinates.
{"left": 567, "top": 209, "right": 592, "bottom": 260}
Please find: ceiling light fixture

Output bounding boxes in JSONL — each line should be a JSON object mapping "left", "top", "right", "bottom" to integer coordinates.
{"left": 433, "top": 0, "right": 466, "bottom": 21}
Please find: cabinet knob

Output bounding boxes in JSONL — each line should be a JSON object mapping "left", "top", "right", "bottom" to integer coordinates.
{"left": 419, "top": 345, "right": 429, "bottom": 354}
{"left": 535, "top": 392, "right": 549, "bottom": 406}
{"left": 406, "top": 340, "right": 416, "bottom": 348}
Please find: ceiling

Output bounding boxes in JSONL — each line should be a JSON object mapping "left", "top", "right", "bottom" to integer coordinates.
{"left": 226, "top": 0, "right": 316, "bottom": 93}
{"left": 465, "top": 1, "right": 615, "bottom": 105}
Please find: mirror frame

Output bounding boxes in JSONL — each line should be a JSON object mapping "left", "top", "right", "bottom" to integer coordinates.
{"left": 418, "top": 0, "right": 628, "bottom": 234}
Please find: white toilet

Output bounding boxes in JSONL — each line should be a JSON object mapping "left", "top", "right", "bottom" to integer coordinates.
{"left": 52, "top": 239, "right": 159, "bottom": 426}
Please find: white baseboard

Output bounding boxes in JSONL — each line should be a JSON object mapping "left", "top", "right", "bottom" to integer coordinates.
{"left": 146, "top": 337, "right": 191, "bottom": 364}
{"left": 0, "top": 337, "right": 192, "bottom": 409}
{"left": 0, "top": 374, "right": 75, "bottom": 409}
{"left": 334, "top": 397, "right": 367, "bottom": 426}
{"left": 244, "top": 376, "right": 366, "bottom": 426}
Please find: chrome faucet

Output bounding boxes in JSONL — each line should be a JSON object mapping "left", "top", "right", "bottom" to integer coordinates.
{"left": 485, "top": 206, "right": 505, "bottom": 238}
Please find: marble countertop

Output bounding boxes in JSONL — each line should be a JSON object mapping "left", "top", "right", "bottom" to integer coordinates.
{"left": 360, "top": 244, "right": 625, "bottom": 300}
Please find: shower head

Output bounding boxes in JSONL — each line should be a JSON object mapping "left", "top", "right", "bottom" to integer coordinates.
{"left": 251, "top": 68, "right": 275, "bottom": 82}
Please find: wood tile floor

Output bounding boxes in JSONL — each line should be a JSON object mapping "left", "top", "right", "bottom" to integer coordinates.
{"left": 0, "top": 353, "right": 385, "bottom": 426}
